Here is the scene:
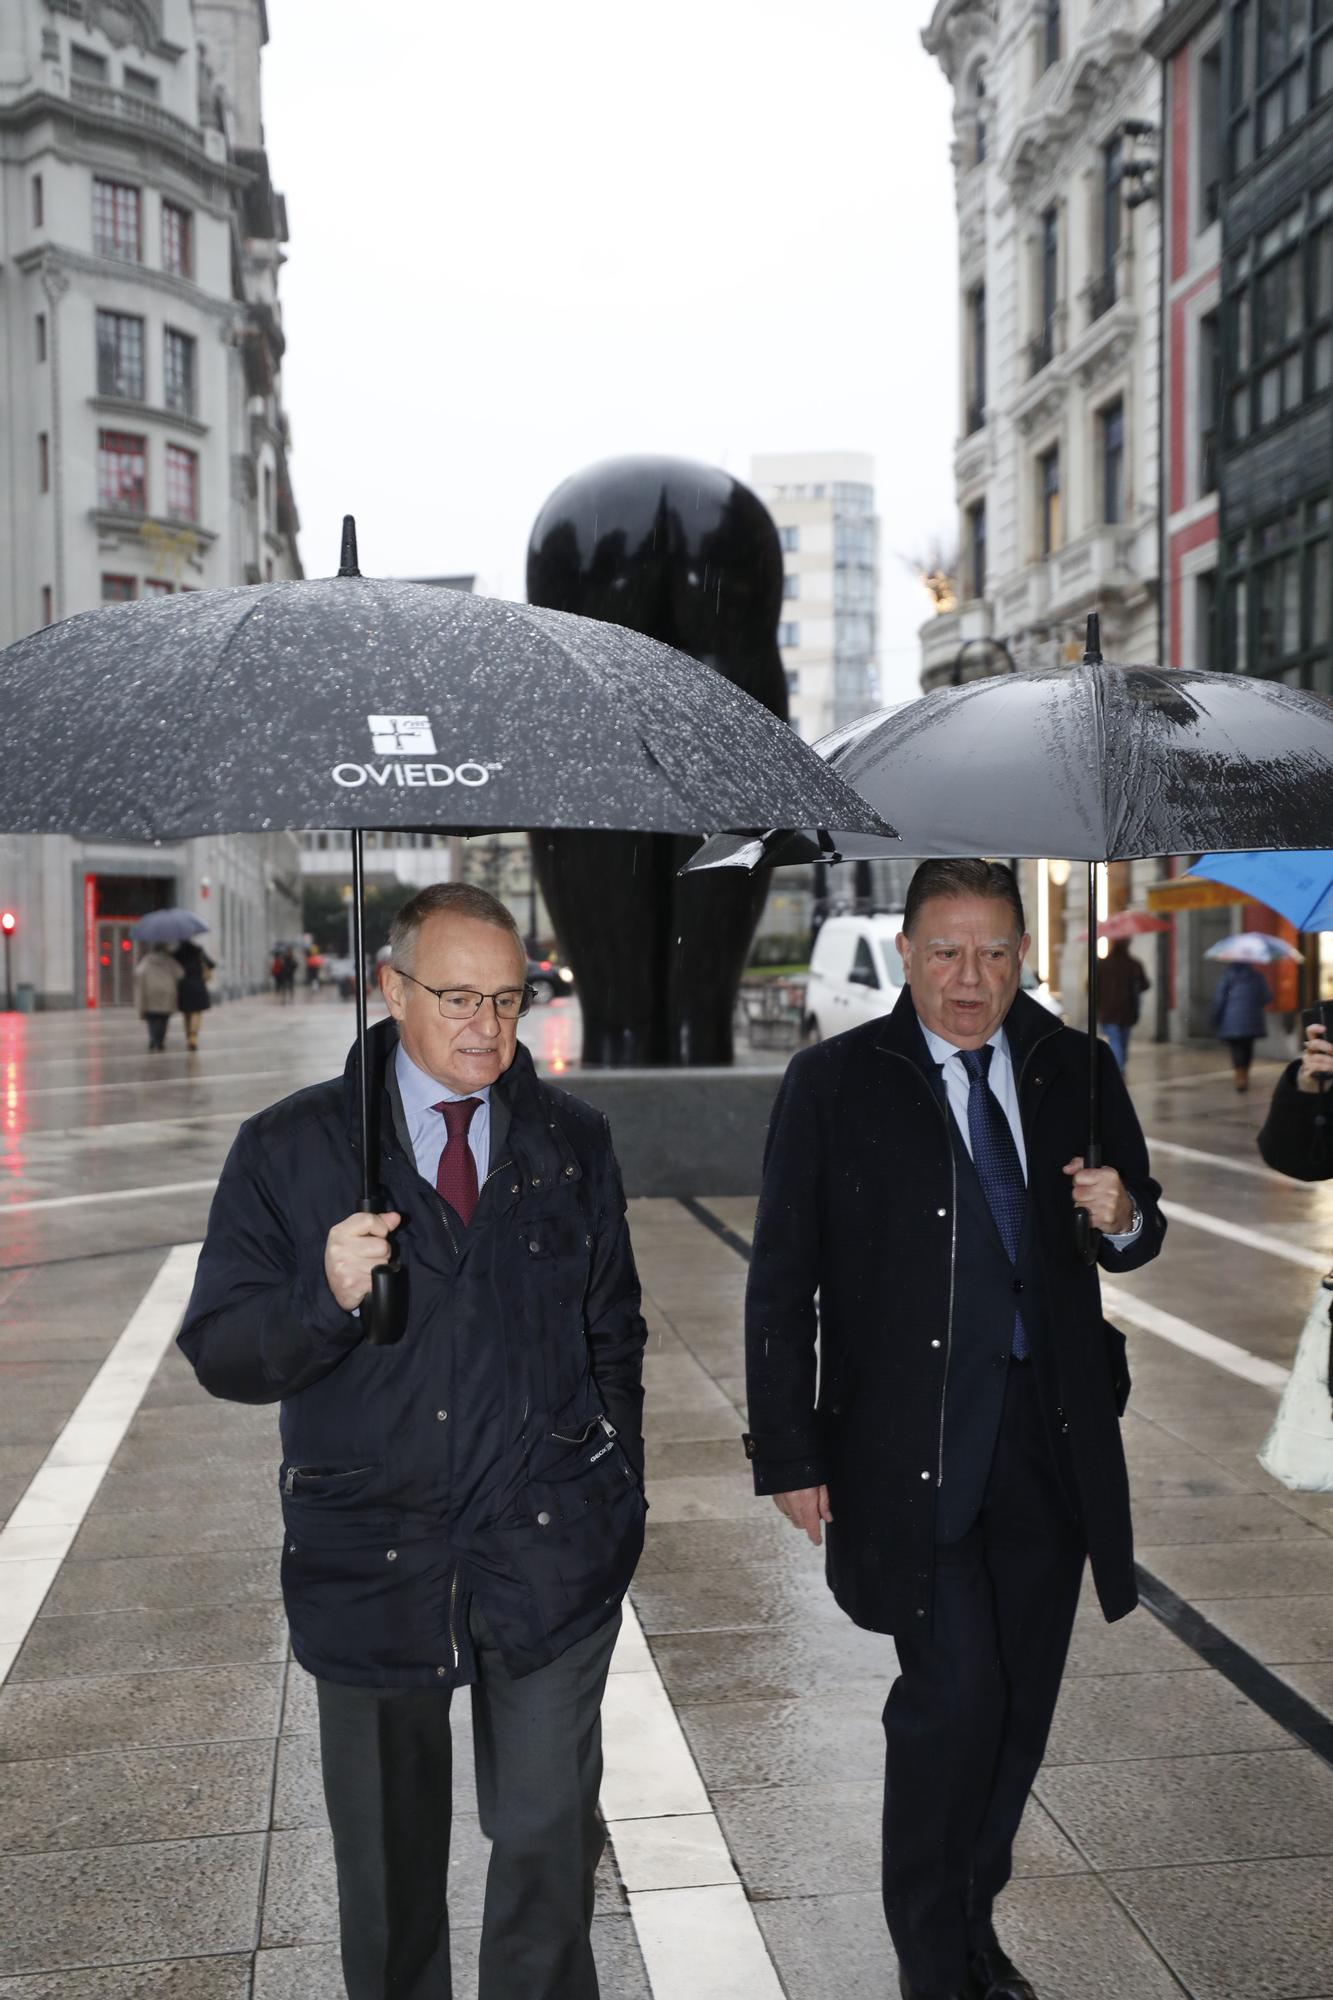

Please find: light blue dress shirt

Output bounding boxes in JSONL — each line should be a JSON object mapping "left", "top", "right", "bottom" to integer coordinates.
{"left": 919, "top": 1020, "right": 1140, "bottom": 1247}
{"left": 394, "top": 1041, "right": 491, "bottom": 1187}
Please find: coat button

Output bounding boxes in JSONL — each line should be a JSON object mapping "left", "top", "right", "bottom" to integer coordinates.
{"left": 936, "top": 1207, "right": 947, "bottom": 1218}
{"left": 436, "top": 1666, "right": 447, "bottom": 1677}
{"left": 436, "top": 1409, "right": 448, "bottom": 1421}
{"left": 1012, "top": 1278, "right": 1024, "bottom": 1295}
{"left": 536, "top": 1510, "right": 551, "bottom": 1526}
{"left": 916, "top": 1607, "right": 926, "bottom": 1617}
{"left": 528, "top": 1240, "right": 540, "bottom": 1254}
{"left": 510, "top": 1181, "right": 521, "bottom": 1194}
{"left": 920, "top": 1470, "right": 930, "bottom": 1481}
{"left": 931, "top": 1338, "right": 941, "bottom": 1349}
{"left": 288, "top": 1543, "right": 296, "bottom": 1554}
{"left": 386, "top": 1549, "right": 397, "bottom": 1561}
{"left": 531, "top": 1175, "right": 543, "bottom": 1188}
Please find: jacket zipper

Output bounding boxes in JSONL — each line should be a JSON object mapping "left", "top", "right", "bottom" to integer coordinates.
{"left": 448, "top": 1564, "right": 460, "bottom": 1670}
{"left": 283, "top": 1464, "right": 372, "bottom": 1494}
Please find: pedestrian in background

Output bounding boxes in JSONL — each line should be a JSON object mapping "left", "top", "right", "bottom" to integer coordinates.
{"left": 173, "top": 937, "right": 215, "bottom": 1052}
{"left": 179, "top": 882, "right": 647, "bottom": 2000}
{"left": 744, "top": 858, "right": 1165, "bottom": 2000}
{"left": 1210, "top": 958, "right": 1271, "bottom": 1091}
{"left": 1097, "top": 937, "right": 1150, "bottom": 1071}
{"left": 1257, "top": 1015, "right": 1333, "bottom": 1489}
{"left": 134, "top": 942, "right": 182, "bottom": 1052}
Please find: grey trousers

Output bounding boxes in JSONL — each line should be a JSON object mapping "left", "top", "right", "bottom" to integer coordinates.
{"left": 315, "top": 1600, "right": 621, "bottom": 2000}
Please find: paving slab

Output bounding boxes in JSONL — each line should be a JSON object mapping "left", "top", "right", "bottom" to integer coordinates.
{"left": 1037, "top": 1746, "right": 1333, "bottom": 1869}
{"left": 1044, "top": 1666, "right": 1290, "bottom": 1764}
{"left": 0, "top": 1662, "right": 284, "bottom": 1760}
{"left": 0, "top": 1736, "right": 275, "bottom": 1853}
{"left": 9, "top": 1603, "right": 289, "bottom": 1682}
{"left": 0, "top": 1961, "right": 252, "bottom": 1999}
{"left": 1109, "top": 1854, "right": 1333, "bottom": 2000}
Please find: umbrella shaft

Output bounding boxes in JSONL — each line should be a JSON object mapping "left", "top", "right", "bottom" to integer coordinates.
{"left": 1087, "top": 860, "right": 1101, "bottom": 1164}
{"left": 352, "top": 828, "right": 373, "bottom": 1210}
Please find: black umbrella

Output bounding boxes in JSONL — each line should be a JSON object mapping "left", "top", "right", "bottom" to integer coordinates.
{"left": 0, "top": 518, "right": 892, "bottom": 1337}
{"left": 685, "top": 616, "right": 1333, "bottom": 1258}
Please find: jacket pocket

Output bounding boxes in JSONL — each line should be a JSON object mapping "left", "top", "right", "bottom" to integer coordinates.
{"left": 1102, "top": 1320, "right": 1131, "bottom": 1417}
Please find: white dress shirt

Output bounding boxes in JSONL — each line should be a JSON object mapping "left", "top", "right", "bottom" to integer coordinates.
{"left": 919, "top": 1020, "right": 1141, "bottom": 1248}
{"left": 394, "top": 1041, "right": 491, "bottom": 1186}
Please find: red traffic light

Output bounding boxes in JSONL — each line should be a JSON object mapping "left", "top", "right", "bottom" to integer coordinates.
{"left": 0, "top": 912, "right": 15, "bottom": 935}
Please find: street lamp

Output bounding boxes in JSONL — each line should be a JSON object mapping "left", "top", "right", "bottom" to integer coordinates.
{"left": 1, "top": 910, "right": 15, "bottom": 1011}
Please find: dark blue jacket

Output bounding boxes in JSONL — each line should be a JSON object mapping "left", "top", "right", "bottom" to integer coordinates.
{"left": 1210, "top": 963, "right": 1271, "bottom": 1040}
{"left": 178, "top": 1022, "right": 647, "bottom": 1689}
{"left": 744, "top": 988, "right": 1165, "bottom": 1634}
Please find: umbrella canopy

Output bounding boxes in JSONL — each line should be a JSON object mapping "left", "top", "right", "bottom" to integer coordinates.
{"left": 686, "top": 656, "right": 1333, "bottom": 870}
{"left": 1204, "top": 932, "right": 1305, "bottom": 964}
{"left": 130, "top": 908, "right": 209, "bottom": 945}
{"left": 1072, "top": 911, "right": 1172, "bottom": 942}
{"left": 1187, "top": 851, "right": 1333, "bottom": 933}
{"left": 0, "top": 537, "right": 890, "bottom": 846}
{"left": 0, "top": 518, "right": 890, "bottom": 1344}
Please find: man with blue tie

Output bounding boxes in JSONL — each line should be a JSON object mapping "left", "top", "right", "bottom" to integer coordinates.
{"left": 180, "top": 882, "right": 647, "bottom": 2000}
{"left": 744, "top": 859, "right": 1165, "bottom": 2000}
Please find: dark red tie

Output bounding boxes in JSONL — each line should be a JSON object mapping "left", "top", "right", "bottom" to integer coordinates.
{"left": 435, "top": 1097, "right": 481, "bottom": 1227}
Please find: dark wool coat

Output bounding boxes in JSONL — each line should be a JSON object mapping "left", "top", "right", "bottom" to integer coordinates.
{"left": 178, "top": 1023, "right": 647, "bottom": 1689}
{"left": 1258, "top": 1064, "right": 1333, "bottom": 1183}
{"left": 1210, "top": 963, "right": 1271, "bottom": 1040}
{"left": 744, "top": 988, "right": 1166, "bottom": 1636}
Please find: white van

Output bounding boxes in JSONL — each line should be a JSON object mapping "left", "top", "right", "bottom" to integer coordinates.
{"left": 802, "top": 910, "right": 1063, "bottom": 1043}
{"left": 803, "top": 913, "right": 905, "bottom": 1041}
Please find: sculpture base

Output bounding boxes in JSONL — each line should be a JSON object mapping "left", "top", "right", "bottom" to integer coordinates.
{"left": 560, "top": 1066, "right": 785, "bottom": 1199}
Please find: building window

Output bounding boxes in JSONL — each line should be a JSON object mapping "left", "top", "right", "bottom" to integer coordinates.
{"left": 1199, "top": 42, "right": 1223, "bottom": 227}
{"left": 161, "top": 201, "right": 192, "bottom": 278}
{"left": 784, "top": 669, "right": 799, "bottom": 695}
{"left": 966, "top": 284, "right": 987, "bottom": 430}
{"left": 101, "top": 574, "right": 136, "bottom": 601}
{"left": 165, "top": 443, "right": 198, "bottom": 522}
{"left": 782, "top": 572, "right": 800, "bottom": 600}
{"left": 31, "top": 174, "right": 43, "bottom": 228}
{"left": 144, "top": 579, "right": 174, "bottom": 596}
{"left": 1226, "top": 185, "right": 1333, "bottom": 440}
{"left": 1038, "top": 445, "right": 1061, "bottom": 557}
{"left": 93, "top": 178, "right": 141, "bottom": 261}
{"left": 163, "top": 328, "right": 195, "bottom": 416}
{"left": 96, "top": 310, "right": 145, "bottom": 400}
{"left": 1044, "top": 0, "right": 1061, "bottom": 70}
{"left": 1199, "top": 310, "right": 1220, "bottom": 493}
{"left": 35, "top": 312, "right": 47, "bottom": 363}
{"left": 966, "top": 499, "right": 987, "bottom": 599}
{"left": 1229, "top": 0, "right": 1333, "bottom": 160}
{"left": 1030, "top": 209, "right": 1059, "bottom": 375}
{"left": 1091, "top": 138, "right": 1123, "bottom": 321}
{"left": 38, "top": 432, "right": 49, "bottom": 494}
{"left": 974, "top": 67, "right": 988, "bottom": 165}
{"left": 778, "top": 620, "right": 800, "bottom": 647}
{"left": 41, "top": 585, "right": 53, "bottom": 625}
{"left": 70, "top": 44, "right": 108, "bottom": 81}
{"left": 97, "top": 431, "right": 147, "bottom": 513}
{"left": 1099, "top": 399, "right": 1125, "bottom": 524}
{"left": 1227, "top": 501, "right": 1333, "bottom": 689}
{"left": 1195, "top": 569, "right": 1219, "bottom": 670}
{"left": 779, "top": 524, "right": 799, "bottom": 552}
{"left": 123, "top": 66, "right": 158, "bottom": 99}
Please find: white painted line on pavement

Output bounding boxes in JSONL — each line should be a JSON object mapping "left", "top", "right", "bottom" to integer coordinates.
{"left": 602, "top": 1596, "right": 784, "bottom": 1996}
{"left": 1146, "top": 1136, "right": 1299, "bottom": 1184}
{"left": 1101, "top": 1283, "right": 1290, "bottom": 1390}
{"left": 0, "top": 1243, "right": 200, "bottom": 1687}
{"left": 1, "top": 1178, "right": 218, "bottom": 1216}
{"left": 1158, "top": 1198, "right": 1330, "bottom": 1273}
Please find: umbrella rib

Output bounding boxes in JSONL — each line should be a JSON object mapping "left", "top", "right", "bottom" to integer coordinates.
{"left": 179, "top": 590, "right": 276, "bottom": 837}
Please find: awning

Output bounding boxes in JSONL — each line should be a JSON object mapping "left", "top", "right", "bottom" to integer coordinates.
{"left": 1145, "top": 875, "right": 1245, "bottom": 912}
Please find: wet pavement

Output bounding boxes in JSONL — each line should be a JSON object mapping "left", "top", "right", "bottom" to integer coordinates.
{"left": 1, "top": 994, "right": 1332, "bottom": 1996}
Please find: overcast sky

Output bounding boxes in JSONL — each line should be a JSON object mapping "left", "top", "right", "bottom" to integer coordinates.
{"left": 263, "top": 1, "right": 958, "bottom": 704}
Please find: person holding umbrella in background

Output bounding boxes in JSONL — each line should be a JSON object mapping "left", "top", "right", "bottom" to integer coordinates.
{"left": 1257, "top": 1011, "right": 1333, "bottom": 1489}
{"left": 1208, "top": 945, "right": 1274, "bottom": 1092}
{"left": 133, "top": 939, "right": 182, "bottom": 1051}
{"left": 173, "top": 935, "right": 216, "bottom": 1052}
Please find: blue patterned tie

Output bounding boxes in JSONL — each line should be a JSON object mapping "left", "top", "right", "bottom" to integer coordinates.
{"left": 959, "top": 1045, "right": 1029, "bottom": 1359}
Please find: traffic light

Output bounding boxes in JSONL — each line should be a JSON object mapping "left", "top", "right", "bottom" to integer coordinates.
{"left": 0, "top": 912, "right": 14, "bottom": 936}
{"left": 1, "top": 910, "right": 13, "bottom": 1011}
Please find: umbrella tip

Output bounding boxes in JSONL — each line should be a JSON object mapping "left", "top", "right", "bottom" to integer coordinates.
{"left": 338, "top": 515, "right": 361, "bottom": 579}
{"left": 1082, "top": 611, "right": 1103, "bottom": 665}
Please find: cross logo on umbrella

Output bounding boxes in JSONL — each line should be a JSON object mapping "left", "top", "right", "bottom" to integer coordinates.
{"left": 368, "top": 715, "right": 437, "bottom": 755}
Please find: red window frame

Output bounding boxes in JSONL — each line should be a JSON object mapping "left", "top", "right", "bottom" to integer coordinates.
{"left": 165, "top": 443, "right": 198, "bottom": 523}
{"left": 93, "top": 178, "right": 141, "bottom": 261}
{"left": 97, "top": 430, "right": 147, "bottom": 513}
{"left": 101, "top": 575, "right": 137, "bottom": 602}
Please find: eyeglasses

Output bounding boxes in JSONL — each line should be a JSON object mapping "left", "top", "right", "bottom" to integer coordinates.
{"left": 393, "top": 969, "right": 534, "bottom": 1019}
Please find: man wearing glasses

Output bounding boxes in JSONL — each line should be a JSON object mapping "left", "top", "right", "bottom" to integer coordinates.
{"left": 179, "top": 882, "right": 647, "bottom": 2000}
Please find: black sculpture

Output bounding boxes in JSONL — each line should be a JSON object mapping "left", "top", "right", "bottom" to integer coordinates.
{"left": 526, "top": 455, "right": 787, "bottom": 1065}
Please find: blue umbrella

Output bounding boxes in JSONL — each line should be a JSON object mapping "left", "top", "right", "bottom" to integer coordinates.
{"left": 1189, "top": 852, "right": 1333, "bottom": 932}
{"left": 131, "top": 908, "right": 209, "bottom": 945}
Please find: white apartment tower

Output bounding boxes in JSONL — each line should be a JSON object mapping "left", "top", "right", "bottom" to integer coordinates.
{"left": 0, "top": 0, "right": 302, "bottom": 1006}
{"left": 751, "top": 452, "right": 880, "bottom": 741}
{"left": 920, "top": 0, "right": 1163, "bottom": 690}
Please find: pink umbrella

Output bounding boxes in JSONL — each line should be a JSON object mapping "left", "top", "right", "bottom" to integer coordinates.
{"left": 1074, "top": 910, "right": 1172, "bottom": 941}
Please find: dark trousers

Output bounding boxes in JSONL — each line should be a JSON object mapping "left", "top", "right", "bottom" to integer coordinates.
{"left": 1225, "top": 1035, "right": 1256, "bottom": 1071}
{"left": 882, "top": 1362, "right": 1084, "bottom": 1995}
{"left": 316, "top": 1599, "right": 620, "bottom": 2000}
{"left": 144, "top": 1011, "right": 170, "bottom": 1049}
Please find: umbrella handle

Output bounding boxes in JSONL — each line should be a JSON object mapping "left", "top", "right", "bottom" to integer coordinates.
{"left": 1073, "top": 1136, "right": 1103, "bottom": 1266}
{"left": 361, "top": 1227, "right": 409, "bottom": 1346}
